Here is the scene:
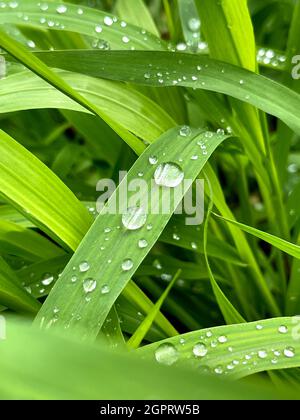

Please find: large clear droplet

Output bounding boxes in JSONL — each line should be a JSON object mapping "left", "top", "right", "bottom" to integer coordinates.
{"left": 79, "top": 261, "right": 90, "bottom": 273}
{"left": 122, "top": 207, "right": 147, "bottom": 230}
{"left": 155, "top": 343, "right": 179, "bottom": 366}
{"left": 41, "top": 273, "right": 54, "bottom": 286}
{"left": 122, "top": 259, "right": 134, "bottom": 271}
{"left": 154, "top": 163, "right": 184, "bottom": 188}
{"left": 193, "top": 343, "right": 208, "bottom": 357}
{"left": 83, "top": 278, "right": 97, "bottom": 293}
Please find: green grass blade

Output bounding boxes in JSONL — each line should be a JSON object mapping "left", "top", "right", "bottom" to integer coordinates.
{"left": 139, "top": 317, "right": 300, "bottom": 380}
{"left": 215, "top": 214, "right": 300, "bottom": 260}
{"left": 34, "top": 128, "right": 230, "bottom": 341}
{"left": 127, "top": 270, "right": 181, "bottom": 349}
{"left": 34, "top": 50, "right": 300, "bottom": 136}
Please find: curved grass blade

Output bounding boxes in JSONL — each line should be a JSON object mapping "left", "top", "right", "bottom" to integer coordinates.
{"left": 0, "top": 70, "right": 176, "bottom": 144}
{"left": 0, "top": 220, "right": 65, "bottom": 262}
{"left": 139, "top": 317, "right": 300, "bottom": 380}
{"left": 34, "top": 128, "right": 231, "bottom": 341}
{"left": 214, "top": 213, "right": 300, "bottom": 260}
{"left": 0, "top": 129, "right": 92, "bottom": 251}
{"left": 33, "top": 50, "right": 300, "bottom": 136}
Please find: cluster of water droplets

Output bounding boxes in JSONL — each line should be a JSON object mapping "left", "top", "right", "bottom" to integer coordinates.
{"left": 154, "top": 323, "right": 295, "bottom": 375}
{"left": 257, "top": 48, "right": 287, "bottom": 69}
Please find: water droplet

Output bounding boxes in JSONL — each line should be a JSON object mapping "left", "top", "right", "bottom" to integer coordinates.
{"left": 56, "top": 4, "right": 67, "bottom": 14}
{"left": 104, "top": 16, "right": 113, "bottom": 26}
{"left": 214, "top": 366, "right": 223, "bottom": 375}
{"left": 173, "top": 233, "right": 180, "bottom": 241}
{"left": 79, "top": 261, "right": 90, "bottom": 273}
{"left": 256, "top": 324, "right": 263, "bottom": 330}
{"left": 83, "top": 278, "right": 97, "bottom": 293}
{"left": 138, "top": 239, "right": 148, "bottom": 249}
{"left": 278, "top": 325, "right": 288, "bottom": 334}
{"left": 122, "top": 36, "right": 130, "bottom": 44}
{"left": 218, "top": 336, "right": 228, "bottom": 344}
{"left": 95, "top": 25, "right": 103, "bottom": 33}
{"left": 191, "top": 242, "right": 198, "bottom": 250}
{"left": 122, "top": 259, "right": 134, "bottom": 271}
{"left": 155, "top": 343, "right": 179, "bottom": 366}
{"left": 149, "top": 156, "right": 158, "bottom": 165}
{"left": 193, "top": 343, "right": 208, "bottom": 357}
{"left": 122, "top": 207, "right": 147, "bottom": 230}
{"left": 101, "top": 284, "right": 110, "bottom": 295}
{"left": 258, "top": 350, "right": 268, "bottom": 359}
{"left": 41, "top": 273, "right": 54, "bottom": 286}
{"left": 179, "top": 125, "right": 191, "bottom": 137}
{"left": 154, "top": 163, "right": 184, "bottom": 188}
{"left": 188, "top": 18, "right": 200, "bottom": 32}
{"left": 71, "top": 275, "right": 78, "bottom": 283}
{"left": 284, "top": 347, "right": 295, "bottom": 358}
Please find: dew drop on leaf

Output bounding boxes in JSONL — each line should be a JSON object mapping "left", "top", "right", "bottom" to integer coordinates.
{"left": 154, "top": 163, "right": 184, "bottom": 188}
{"left": 193, "top": 343, "right": 208, "bottom": 357}
{"left": 79, "top": 261, "right": 90, "bottom": 273}
{"left": 83, "top": 278, "right": 97, "bottom": 293}
{"left": 122, "top": 207, "right": 147, "bottom": 230}
{"left": 122, "top": 259, "right": 134, "bottom": 271}
{"left": 155, "top": 343, "right": 179, "bottom": 366}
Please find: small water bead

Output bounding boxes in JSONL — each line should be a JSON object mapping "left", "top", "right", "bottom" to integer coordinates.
{"left": 93, "top": 39, "right": 110, "bottom": 50}
{"left": 122, "top": 259, "right": 134, "bottom": 271}
{"left": 138, "top": 239, "right": 148, "bottom": 249}
{"left": 188, "top": 17, "right": 201, "bottom": 32}
{"left": 71, "top": 275, "right": 78, "bottom": 283}
{"left": 83, "top": 278, "right": 97, "bottom": 293}
{"left": 147, "top": 224, "right": 153, "bottom": 231}
{"left": 161, "top": 273, "right": 172, "bottom": 281}
{"left": 40, "top": 3, "right": 48, "bottom": 11}
{"left": 256, "top": 324, "right": 263, "bottom": 330}
{"left": 278, "top": 325, "right": 288, "bottom": 334}
{"left": 258, "top": 350, "right": 268, "bottom": 359}
{"left": 101, "top": 284, "right": 110, "bottom": 295}
{"left": 122, "top": 36, "right": 130, "bottom": 44}
{"left": 206, "top": 331, "right": 213, "bottom": 338}
{"left": 153, "top": 259, "right": 162, "bottom": 270}
{"left": 191, "top": 242, "right": 198, "bottom": 250}
{"left": 77, "top": 8, "right": 83, "bottom": 15}
{"left": 122, "top": 207, "right": 147, "bottom": 230}
{"left": 27, "top": 40, "right": 36, "bottom": 48}
{"left": 173, "top": 233, "right": 180, "bottom": 241}
{"left": 104, "top": 227, "right": 111, "bottom": 234}
{"left": 95, "top": 25, "right": 103, "bottom": 33}
{"left": 284, "top": 347, "right": 295, "bottom": 358}
{"left": 154, "top": 163, "right": 184, "bottom": 188}
{"left": 193, "top": 343, "right": 208, "bottom": 357}
{"left": 41, "top": 273, "right": 54, "bottom": 286}
{"left": 218, "top": 335, "right": 228, "bottom": 344}
{"left": 104, "top": 16, "right": 113, "bottom": 26}
{"left": 239, "top": 79, "right": 244, "bottom": 85}
{"left": 179, "top": 125, "right": 191, "bottom": 137}
{"left": 155, "top": 343, "right": 179, "bottom": 366}
{"left": 144, "top": 73, "right": 151, "bottom": 80}
{"left": 149, "top": 156, "right": 158, "bottom": 165}
{"left": 214, "top": 366, "right": 224, "bottom": 375}
{"left": 56, "top": 4, "right": 67, "bottom": 14}
{"left": 79, "top": 261, "right": 90, "bottom": 273}
{"left": 191, "top": 155, "right": 199, "bottom": 161}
